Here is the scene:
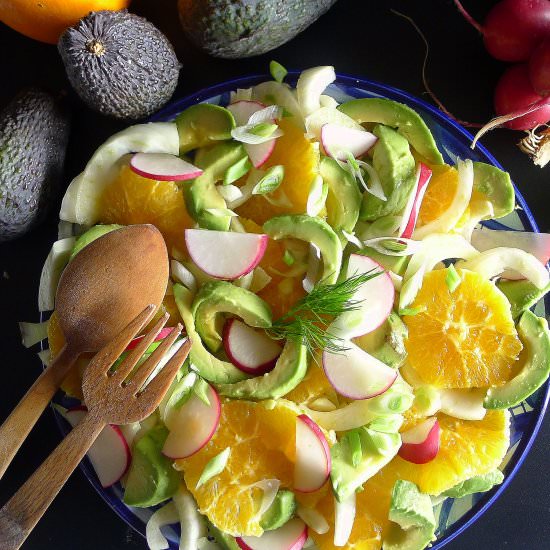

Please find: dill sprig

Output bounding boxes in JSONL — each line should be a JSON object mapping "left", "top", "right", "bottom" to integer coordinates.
{"left": 268, "top": 270, "right": 380, "bottom": 356}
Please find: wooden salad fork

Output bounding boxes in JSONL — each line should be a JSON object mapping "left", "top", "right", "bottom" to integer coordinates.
{"left": 0, "top": 305, "right": 191, "bottom": 550}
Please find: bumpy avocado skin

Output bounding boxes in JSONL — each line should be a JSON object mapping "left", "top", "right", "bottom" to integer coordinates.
{"left": 0, "top": 88, "right": 70, "bottom": 242}
{"left": 178, "top": 0, "right": 338, "bottom": 58}
{"left": 58, "top": 11, "right": 181, "bottom": 120}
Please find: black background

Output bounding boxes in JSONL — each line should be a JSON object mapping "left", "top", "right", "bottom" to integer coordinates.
{"left": 0, "top": 0, "right": 549, "bottom": 548}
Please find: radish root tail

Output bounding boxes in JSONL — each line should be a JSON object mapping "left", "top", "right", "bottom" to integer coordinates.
{"left": 452, "top": 0, "right": 484, "bottom": 34}
{"left": 518, "top": 125, "right": 550, "bottom": 168}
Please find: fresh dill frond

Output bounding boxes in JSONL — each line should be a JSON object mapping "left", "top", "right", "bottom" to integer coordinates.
{"left": 268, "top": 270, "right": 380, "bottom": 356}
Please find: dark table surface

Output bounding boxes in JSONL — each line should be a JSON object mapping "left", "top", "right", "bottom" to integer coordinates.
{"left": 1, "top": 0, "right": 549, "bottom": 548}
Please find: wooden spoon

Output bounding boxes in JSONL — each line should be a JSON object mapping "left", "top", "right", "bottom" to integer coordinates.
{"left": 0, "top": 224, "right": 169, "bottom": 479}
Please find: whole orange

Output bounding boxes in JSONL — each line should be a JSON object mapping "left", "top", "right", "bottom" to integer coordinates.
{"left": 0, "top": 0, "right": 131, "bottom": 44}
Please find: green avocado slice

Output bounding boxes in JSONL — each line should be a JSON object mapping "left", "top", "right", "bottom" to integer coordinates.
{"left": 216, "top": 339, "right": 307, "bottom": 400}
{"left": 441, "top": 469, "right": 504, "bottom": 499}
{"left": 192, "top": 281, "right": 272, "bottom": 353}
{"left": 260, "top": 490, "right": 297, "bottom": 531}
{"left": 173, "top": 284, "right": 249, "bottom": 384}
{"left": 70, "top": 224, "right": 122, "bottom": 260}
{"left": 263, "top": 214, "right": 342, "bottom": 285}
{"left": 496, "top": 279, "right": 550, "bottom": 319}
{"left": 472, "top": 162, "right": 515, "bottom": 219}
{"left": 338, "top": 98, "right": 444, "bottom": 165}
{"left": 176, "top": 103, "right": 235, "bottom": 154}
{"left": 360, "top": 125, "right": 417, "bottom": 221}
{"left": 382, "top": 522, "right": 435, "bottom": 550}
{"left": 484, "top": 310, "right": 550, "bottom": 409}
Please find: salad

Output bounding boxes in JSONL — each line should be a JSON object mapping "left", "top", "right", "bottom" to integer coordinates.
{"left": 23, "top": 65, "right": 550, "bottom": 550}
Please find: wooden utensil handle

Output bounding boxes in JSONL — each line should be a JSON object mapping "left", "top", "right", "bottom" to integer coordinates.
{"left": 0, "top": 345, "right": 79, "bottom": 480}
{"left": 0, "top": 412, "right": 104, "bottom": 550}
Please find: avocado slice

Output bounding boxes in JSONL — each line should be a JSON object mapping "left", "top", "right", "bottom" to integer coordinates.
{"left": 319, "top": 156, "right": 362, "bottom": 239}
{"left": 382, "top": 522, "right": 435, "bottom": 550}
{"left": 216, "top": 339, "right": 307, "bottom": 400}
{"left": 354, "top": 312, "right": 408, "bottom": 368}
{"left": 484, "top": 310, "right": 550, "bottom": 409}
{"left": 70, "top": 224, "right": 122, "bottom": 260}
{"left": 497, "top": 279, "right": 550, "bottom": 319}
{"left": 472, "top": 162, "right": 515, "bottom": 219}
{"left": 441, "top": 469, "right": 504, "bottom": 499}
{"left": 185, "top": 141, "right": 247, "bottom": 230}
{"left": 260, "top": 490, "right": 297, "bottom": 531}
{"left": 208, "top": 522, "right": 240, "bottom": 550}
{"left": 176, "top": 103, "right": 235, "bottom": 154}
{"left": 192, "top": 281, "right": 272, "bottom": 353}
{"left": 173, "top": 284, "right": 249, "bottom": 384}
{"left": 263, "top": 214, "right": 342, "bottom": 285}
{"left": 338, "top": 98, "right": 444, "bottom": 165}
{"left": 123, "top": 425, "right": 180, "bottom": 507}
{"left": 360, "top": 125, "right": 417, "bottom": 221}
{"left": 358, "top": 246, "right": 409, "bottom": 276}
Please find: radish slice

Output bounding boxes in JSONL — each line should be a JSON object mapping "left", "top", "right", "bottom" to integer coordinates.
{"left": 320, "top": 123, "right": 377, "bottom": 160}
{"left": 64, "top": 407, "right": 130, "bottom": 488}
{"left": 185, "top": 229, "right": 268, "bottom": 280}
{"left": 228, "top": 100, "right": 268, "bottom": 125}
{"left": 333, "top": 493, "right": 356, "bottom": 547}
{"left": 125, "top": 327, "right": 175, "bottom": 351}
{"left": 329, "top": 254, "right": 394, "bottom": 338}
{"left": 305, "top": 107, "right": 363, "bottom": 140}
{"left": 398, "top": 418, "right": 440, "bottom": 464}
{"left": 398, "top": 163, "right": 432, "bottom": 239}
{"left": 294, "top": 415, "right": 331, "bottom": 493}
{"left": 323, "top": 342, "right": 397, "bottom": 400}
{"left": 247, "top": 139, "right": 277, "bottom": 168}
{"left": 458, "top": 247, "right": 550, "bottom": 289}
{"left": 297, "top": 66, "right": 336, "bottom": 117}
{"left": 162, "top": 383, "right": 221, "bottom": 459}
{"left": 223, "top": 319, "right": 281, "bottom": 375}
{"left": 130, "top": 152, "right": 203, "bottom": 181}
{"left": 237, "top": 518, "right": 308, "bottom": 550}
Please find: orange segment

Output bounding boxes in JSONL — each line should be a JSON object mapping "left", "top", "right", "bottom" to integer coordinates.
{"left": 99, "top": 164, "right": 194, "bottom": 253}
{"left": 175, "top": 399, "right": 299, "bottom": 537}
{"left": 285, "top": 362, "right": 338, "bottom": 408}
{"left": 236, "top": 119, "right": 319, "bottom": 225}
{"left": 403, "top": 269, "right": 522, "bottom": 388}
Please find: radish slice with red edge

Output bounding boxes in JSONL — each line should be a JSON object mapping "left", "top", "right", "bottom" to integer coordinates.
{"left": 130, "top": 153, "right": 203, "bottom": 181}
{"left": 323, "top": 342, "right": 397, "bottom": 400}
{"left": 64, "top": 407, "right": 131, "bottom": 488}
{"left": 398, "top": 417, "right": 440, "bottom": 464}
{"left": 162, "top": 383, "right": 221, "bottom": 459}
{"left": 185, "top": 229, "right": 268, "bottom": 280}
{"left": 398, "top": 163, "right": 432, "bottom": 239}
{"left": 294, "top": 415, "right": 331, "bottom": 493}
{"left": 320, "top": 123, "right": 377, "bottom": 160}
{"left": 223, "top": 319, "right": 281, "bottom": 375}
{"left": 236, "top": 518, "right": 308, "bottom": 550}
{"left": 125, "top": 327, "right": 175, "bottom": 351}
{"left": 228, "top": 100, "right": 267, "bottom": 125}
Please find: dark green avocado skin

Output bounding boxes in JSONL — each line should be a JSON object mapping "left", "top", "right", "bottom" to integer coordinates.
{"left": 0, "top": 88, "right": 70, "bottom": 242}
{"left": 179, "top": 0, "right": 338, "bottom": 58}
{"left": 58, "top": 10, "right": 181, "bottom": 120}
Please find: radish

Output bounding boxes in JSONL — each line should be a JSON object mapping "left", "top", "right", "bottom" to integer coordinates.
{"left": 130, "top": 152, "right": 203, "bottom": 181}
{"left": 320, "top": 123, "right": 377, "bottom": 160}
{"left": 529, "top": 37, "right": 550, "bottom": 97}
{"left": 329, "top": 254, "right": 394, "bottom": 339}
{"left": 162, "top": 383, "right": 221, "bottom": 459}
{"left": 236, "top": 518, "right": 308, "bottom": 550}
{"left": 223, "top": 319, "right": 281, "bottom": 375}
{"left": 398, "top": 163, "right": 432, "bottom": 239}
{"left": 64, "top": 407, "right": 131, "bottom": 488}
{"left": 323, "top": 342, "right": 397, "bottom": 400}
{"left": 185, "top": 229, "right": 268, "bottom": 280}
{"left": 294, "top": 415, "right": 331, "bottom": 493}
{"left": 228, "top": 100, "right": 267, "bottom": 125}
{"left": 398, "top": 418, "right": 440, "bottom": 464}
{"left": 125, "top": 327, "right": 175, "bottom": 351}
{"left": 453, "top": 0, "right": 550, "bottom": 62}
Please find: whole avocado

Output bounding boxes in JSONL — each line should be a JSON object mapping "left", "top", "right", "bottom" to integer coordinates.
{"left": 178, "top": 0, "right": 338, "bottom": 58}
{"left": 58, "top": 11, "right": 181, "bottom": 120}
{"left": 0, "top": 88, "right": 70, "bottom": 242}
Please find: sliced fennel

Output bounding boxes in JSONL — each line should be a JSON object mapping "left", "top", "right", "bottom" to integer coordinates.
{"left": 19, "top": 320, "right": 49, "bottom": 348}
{"left": 252, "top": 81, "right": 303, "bottom": 126}
{"left": 304, "top": 106, "right": 363, "bottom": 140}
{"left": 296, "top": 66, "right": 336, "bottom": 117}
{"left": 333, "top": 492, "right": 356, "bottom": 546}
{"left": 170, "top": 260, "right": 197, "bottom": 293}
{"left": 307, "top": 175, "right": 328, "bottom": 216}
{"left": 145, "top": 501, "right": 179, "bottom": 550}
{"left": 297, "top": 506, "right": 330, "bottom": 535}
{"left": 172, "top": 486, "right": 207, "bottom": 550}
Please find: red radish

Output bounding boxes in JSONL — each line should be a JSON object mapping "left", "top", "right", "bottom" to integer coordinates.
{"left": 329, "top": 254, "right": 394, "bottom": 339}
{"left": 294, "top": 415, "right": 331, "bottom": 493}
{"left": 320, "top": 123, "right": 377, "bottom": 160}
{"left": 130, "top": 153, "right": 203, "bottom": 181}
{"left": 185, "top": 229, "right": 268, "bottom": 280}
{"left": 125, "top": 327, "right": 175, "bottom": 351}
{"left": 453, "top": 0, "right": 550, "bottom": 62}
{"left": 529, "top": 37, "right": 550, "bottom": 97}
{"left": 398, "top": 163, "right": 432, "bottom": 239}
{"left": 236, "top": 518, "right": 308, "bottom": 550}
{"left": 64, "top": 407, "right": 131, "bottom": 488}
{"left": 228, "top": 100, "right": 278, "bottom": 168}
{"left": 223, "top": 319, "right": 281, "bottom": 375}
{"left": 323, "top": 342, "right": 397, "bottom": 400}
{"left": 398, "top": 417, "right": 440, "bottom": 464}
{"left": 162, "top": 383, "right": 221, "bottom": 459}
